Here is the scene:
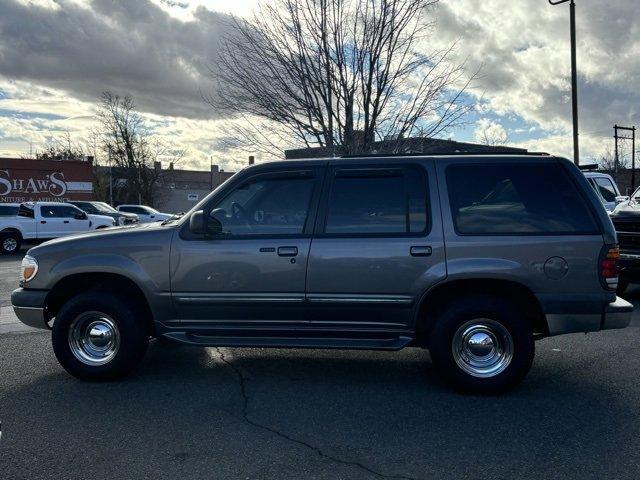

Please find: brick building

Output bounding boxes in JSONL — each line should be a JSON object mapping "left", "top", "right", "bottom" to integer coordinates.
{"left": 100, "top": 162, "right": 235, "bottom": 213}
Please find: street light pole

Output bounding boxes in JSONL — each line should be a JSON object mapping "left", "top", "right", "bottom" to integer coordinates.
{"left": 549, "top": 0, "right": 579, "bottom": 166}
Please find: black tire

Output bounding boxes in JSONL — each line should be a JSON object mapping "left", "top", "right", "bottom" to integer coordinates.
{"left": 617, "top": 276, "right": 630, "bottom": 296}
{"left": 1, "top": 231, "right": 21, "bottom": 255}
{"left": 429, "top": 294, "right": 534, "bottom": 394}
{"left": 52, "top": 291, "right": 149, "bottom": 381}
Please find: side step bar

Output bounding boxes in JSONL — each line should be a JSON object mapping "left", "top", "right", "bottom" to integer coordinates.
{"left": 161, "top": 332, "right": 413, "bottom": 351}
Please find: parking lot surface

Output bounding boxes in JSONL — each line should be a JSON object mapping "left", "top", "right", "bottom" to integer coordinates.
{"left": 2, "top": 251, "right": 640, "bottom": 479}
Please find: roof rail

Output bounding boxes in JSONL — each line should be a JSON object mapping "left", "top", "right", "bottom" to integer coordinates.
{"left": 578, "top": 163, "right": 599, "bottom": 171}
{"left": 340, "top": 151, "right": 551, "bottom": 159}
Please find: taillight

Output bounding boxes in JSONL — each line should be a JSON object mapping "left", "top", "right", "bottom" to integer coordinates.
{"left": 600, "top": 245, "right": 620, "bottom": 290}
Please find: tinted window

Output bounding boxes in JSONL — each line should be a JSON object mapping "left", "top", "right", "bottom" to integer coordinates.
{"left": 0, "top": 205, "right": 18, "bottom": 216}
{"left": 70, "top": 202, "right": 97, "bottom": 214}
{"left": 446, "top": 163, "right": 598, "bottom": 235}
{"left": 594, "top": 177, "right": 617, "bottom": 202}
{"left": 325, "top": 167, "right": 428, "bottom": 235}
{"left": 210, "top": 174, "right": 315, "bottom": 236}
{"left": 120, "top": 206, "right": 146, "bottom": 215}
{"left": 40, "top": 205, "right": 82, "bottom": 218}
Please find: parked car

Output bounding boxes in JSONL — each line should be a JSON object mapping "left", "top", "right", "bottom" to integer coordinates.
{"left": 609, "top": 185, "right": 640, "bottom": 293}
{"left": 11, "top": 154, "right": 632, "bottom": 393}
{"left": 116, "top": 204, "right": 172, "bottom": 223}
{"left": 0, "top": 203, "right": 20, "bottom": 217}
{"left": 68, "top": 201, "right": 139, "bottom": 226}
{"left": 583, "top": 171, "right": 628, "bottom": 212}
{"left": 0, "top": 202, "right": 115, "bottom": 254}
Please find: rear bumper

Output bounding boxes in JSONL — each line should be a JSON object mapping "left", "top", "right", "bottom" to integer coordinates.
{"left": 545, "top": 296, "right": 632, "bottom": 336}
{"left": 11, "top": 288, "right": 50, "bottom": 330}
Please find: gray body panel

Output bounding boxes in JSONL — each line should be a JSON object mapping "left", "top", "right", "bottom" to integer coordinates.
{"left": 11, "top": 155, "right": 631, "bottom": 343}
{"left": 170, "top": 237, "right": 312, "bottom": 329}
{"left": 306, "top": 159, "right": 446, "bottom": 330}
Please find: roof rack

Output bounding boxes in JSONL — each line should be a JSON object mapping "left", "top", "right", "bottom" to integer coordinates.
{"left": 340, "top": 151, "right": 551, "bottom": 158}
{"left": 577, "top": 163, "right": 599, "bottom": 171}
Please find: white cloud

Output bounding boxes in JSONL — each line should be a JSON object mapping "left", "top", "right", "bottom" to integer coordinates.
{"left": 432, "top": 0, "right": 640, "bottom": 158}
{"left": 473, "top": 118, "right": 508, "bottom": 145}
{"left": 0, "top": 0, "right": 638, "bottom": 168}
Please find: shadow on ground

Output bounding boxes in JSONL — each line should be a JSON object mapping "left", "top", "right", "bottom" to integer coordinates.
{"left": 1, "top": 330, "right": 639, "bottom": 480}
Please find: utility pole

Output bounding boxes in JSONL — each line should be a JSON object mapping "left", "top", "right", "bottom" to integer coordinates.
{"left": 549, "top": 0, "right": 580, "bottom": 165}
{"left": 108, "top": 146, "right": 113, "bottom": 206}
{"left": 614, "top": 125, "right": 637, "bottom": 191}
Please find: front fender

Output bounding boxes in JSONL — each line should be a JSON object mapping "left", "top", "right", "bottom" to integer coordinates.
{"left": 48, "top": 253, "right": 160, "bottom": 296}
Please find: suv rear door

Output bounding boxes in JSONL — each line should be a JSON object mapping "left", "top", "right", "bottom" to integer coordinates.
{"left": 305, "top": 160, "right": 446, "bottom": 331}
{"left": 170, "top": 166, "right": 323, "bottom": 330}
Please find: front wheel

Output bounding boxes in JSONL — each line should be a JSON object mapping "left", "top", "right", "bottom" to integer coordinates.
{"left": 1, "top": 232, "right": 21, "bottom": 254}
{"left": 52, "top": 292, "right": 149, "bottom": 381}
{"left": 429, "top": 295, "right": 534, "bottom": 394}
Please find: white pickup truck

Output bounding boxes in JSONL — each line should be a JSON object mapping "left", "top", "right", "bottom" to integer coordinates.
{"left": 0, "top": 202, "right": 115, "bottom": 254}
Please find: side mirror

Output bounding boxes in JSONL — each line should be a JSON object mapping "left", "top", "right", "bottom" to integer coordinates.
{"left": 75, "top": 212, "right": 87, "bottom": 220}
{"left": 615, "top": 195, "right": 630, "bottom": 205}
{"left": 189, "top": 210, "right": 205, "bottom": 234}
{"left": 189, "top": 210, "right": 223, "bottom": 236}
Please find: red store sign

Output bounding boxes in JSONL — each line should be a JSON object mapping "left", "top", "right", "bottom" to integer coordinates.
{"left": 0, "top": 158, "right": 95, "bottom": 203}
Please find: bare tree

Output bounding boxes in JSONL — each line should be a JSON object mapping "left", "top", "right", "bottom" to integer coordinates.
{"left": 598, "top": 146, "right": 629, "bottom": 172}
{"left": 96, "top": 92, "right": 185, "bottom": 206}
{"left": 207, "top": 0, "right": 475, "bottom": 157}
{"left": 29, "top": 132, "right": 87, "bottom": 161}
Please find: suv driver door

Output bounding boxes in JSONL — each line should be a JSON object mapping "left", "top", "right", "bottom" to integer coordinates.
{"left": 170, "top": 166, "right": 323, "bottom": 331}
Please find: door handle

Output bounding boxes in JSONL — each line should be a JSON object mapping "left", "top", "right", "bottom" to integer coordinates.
{"left": 277, "top": 246, "right": 298, "bottom": 257}
{"left": 410, "top": 246, "right": 432, "bottom": 257}
{"left": 40, "top": 221, "right": 46, "bottom": 224}
{"left": 63, "top": 220, "right": 70, "bottom": 224}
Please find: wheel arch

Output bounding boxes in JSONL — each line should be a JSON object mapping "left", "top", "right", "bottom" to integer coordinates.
{"left": 413, "top": 278, "right": 547, "bottom": 345}
{"left": 45, "top": 272, "right": 156, "bottom": 336}
{"left": 1, "top": 227, "right": 23, "bottom": 240}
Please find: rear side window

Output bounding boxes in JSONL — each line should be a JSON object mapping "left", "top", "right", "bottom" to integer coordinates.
{"left": 446, "top": 163, "right": 598, "bottom": 235}
{"left": 324, "top": 166, "right": 428, "bottom": 235}
{"left": 594, "top": 177, "right": 617, "bottom": 202}
{"left": 0, "top": 205, "right": 18, "bottom": 216}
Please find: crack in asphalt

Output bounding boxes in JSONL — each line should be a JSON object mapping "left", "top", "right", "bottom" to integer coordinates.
{"left": 213, "top": 347, "right": 422, "bottom": 480}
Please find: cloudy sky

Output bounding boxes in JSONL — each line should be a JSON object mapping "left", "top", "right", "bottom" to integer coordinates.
{"left": 0, "top": 0, "right": 638, "bottom": 172}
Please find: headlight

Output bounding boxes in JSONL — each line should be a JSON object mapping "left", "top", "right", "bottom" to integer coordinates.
{"left": 21, "top": 255, "right": 38, "bottom": 283}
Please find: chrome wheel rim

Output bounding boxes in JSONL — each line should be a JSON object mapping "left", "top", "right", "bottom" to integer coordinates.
{"left": 452, "top": 319, "right": 513, "bottom": 378}
{"left": 68, "top": 312, "right": 120, "bottom": 366}
{"left": 3, "top": 237, "right": 17, "bottom": 252}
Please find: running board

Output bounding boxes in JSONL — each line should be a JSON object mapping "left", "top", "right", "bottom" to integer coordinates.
{"left": 161, "top": 332, "right": 413, "bottom": 351}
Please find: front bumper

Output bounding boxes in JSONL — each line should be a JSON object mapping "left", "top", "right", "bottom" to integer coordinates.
{"left": 546, "top": 296, "right": 633, "bottom": 336}
{"left": 11, "top": 288, "right": 50, "bottom": 330}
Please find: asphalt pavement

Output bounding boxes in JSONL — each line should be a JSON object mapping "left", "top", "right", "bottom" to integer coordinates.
{"left": 2, "top": 251, "right": 640, "bottom": 479}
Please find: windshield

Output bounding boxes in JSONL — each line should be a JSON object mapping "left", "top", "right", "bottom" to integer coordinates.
{"left": 94, "top": 202, "right": 118, "bottom": 213}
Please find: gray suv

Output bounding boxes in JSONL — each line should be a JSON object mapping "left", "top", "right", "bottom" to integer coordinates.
{"left": 11, "top": 154, "right": 632, "bottom": 393}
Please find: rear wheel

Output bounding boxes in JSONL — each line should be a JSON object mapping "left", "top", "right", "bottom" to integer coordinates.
{"left": 52, "top": 291, "right": 149, "bottom": 381}
{"left": 429, "top": 295, "right": 534, "bottom": 394}
{"left": 1, "top": 232, "right": 21, "bottom": 255}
